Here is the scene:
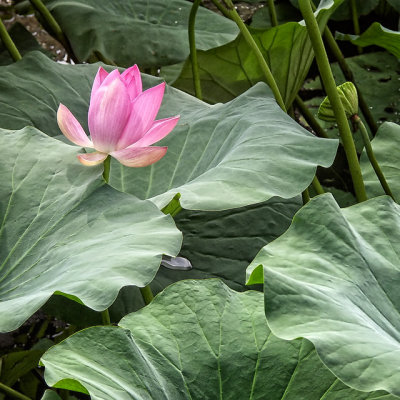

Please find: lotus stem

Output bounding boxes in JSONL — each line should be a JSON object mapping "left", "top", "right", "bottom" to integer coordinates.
{"left": 103, "top": 155, "right": 111, "bottom": 183}
{"left": 211, "top": 0, "right": 231, "bottom": 18}
{"left": 267, "top": 0, "right": 278, "bottom": 27}
{"left": 312, "top": 176, "right": 325, "bottom": 195}
{"left": 322, "top": 28, "right": 377, "bottom": 135}
{"left": 101, "top": 309, "right": 111, "bottom": 325}
{"left": 353, "top": 115, "right": 395, "bottom": 200}
{"left": 0, "top": 383, "right": 31, "bottom": 400}
{"left": 0, "top": 18, "right": 22, "bottom": 62}
{"left": 295, "top": 95, "right": 329, "bottom": 138}
{"left": 349, "top": 0, "right": 362, "bottom": 54}
{"left": 213, "top": 0, "right": 287, "bottom": 112}
{"left": 140, "top": 285, "right": 154, "bottom": 305}
{"left": 28, "top": 0, "right": 77, "bottom": 62}
{"left": 189, "top": 0, "right": 203, "bottom": 100}
{"left": 299, "top": 0, "right": 367, "bottom": 202}
{"left": 302, "top": 188, "right": 310, "bottom": 204}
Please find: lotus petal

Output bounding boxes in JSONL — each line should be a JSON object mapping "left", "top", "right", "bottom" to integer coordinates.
{"left": 90, "top": 67, "right": 109, "bottom": 104}
{"left": 57, "top": 104, "right": 93, "bottom": 148}
{"left": 88, "top": 77, "right": 130, "bottom": 153}
{"left": 111, "top": 146, "right": 167, "bottom": 167}
{"left": 121, "top": 65, "right": 142, "bottom": 101}
{"left": 116, "top": 82, "right": 166, "bottom": 150}
{"left": 78, "top": 151, "right": 108, "bottom": 166}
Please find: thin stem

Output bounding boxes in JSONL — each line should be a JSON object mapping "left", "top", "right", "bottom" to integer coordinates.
{"left": 312, "top": 176, "right": 325, "bottom": 195}
{"left": 299, "top": 0, "right": 367, "bottom": 202}
{"left": 29, "top": 0, "right": 78, "bottom": 62}
{"left": 267, "top": 0, "right": 278, "bottom": 27}
{"left": 354, "top": 116, "right": 395, "bottom": 200}
{"left": 0, "top": 383, "right": 31, "bottom": 400}
{"left": 302, "top": 189, "right": 310, "bottom": 204}
{"left": 211, "top": 0, "right": 231, "bottom": 18}
{"left": 0, "top": 18, "right": 22, "bottom": 61}
{"left": 189, "top": 0, "right": 203, "bottom": 100}
{"left": 101, "top": 309, "right": 111, "bottom": 325}
{"left": 213, "top": 0, "right": 286, "bottom": 112}
{"left": 349, "top": 0, "right": 362, "bottom": 54}
{"left": 295, "top": 95, "right": 329, "bottom": 138}
{"left": 103, "top": 155, "right": 111, "bottom": 183}
{"left": 323, "top": 27, "right": 377, "bottom": 135}
{"left": 140, "top": 285, "right": 154, "bottom": 305}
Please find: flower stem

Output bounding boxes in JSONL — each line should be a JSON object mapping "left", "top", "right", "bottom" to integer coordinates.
{"left": 101, "top": 309, "right": 111, "bottom": 325}
{"left": 213, "top": 0, "right": 286, "bottom": 112}
{"left": 353, "top": 115, "right": 395, "bottom": 200}
{"left": 28, "top": 0, "right": 78, "bottom": 62}
{"left": 267, "top": 0, "right": 278, "bottom": 27}
{"left": 0, "top": 383, "right": 31, "bottom": 400}
{"left": 295, "top": 95, "right": 329, "bottom": 138}
{"left": 189, "top": 0, "right": 203, "bottom": 100}
{"left": 302, "top": 189, "right": 310, "bottom": 204}
{"left": 140, "top": 285, "right": 154, "bottom": 305}
{"left": 312, "top": 176, "right": 325, "bottom": 195}
{"left": 323, "top": 27, "right": 377, "bottom": 135}
{"left": 103, "top": 155, "right": 111, "bottom": 183}
{"left": 299, "top": 0, "right": 367, "bottom": 202}
{"left": 349, "top": 0, "right": 362, "bottom": 54}
{"left": 0, "top": 18, "right": 22, "bottom": 62}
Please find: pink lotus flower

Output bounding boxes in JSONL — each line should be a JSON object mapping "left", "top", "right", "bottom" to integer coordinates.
{"left": 57, "top": 65, "right": 179, "bottom": 167}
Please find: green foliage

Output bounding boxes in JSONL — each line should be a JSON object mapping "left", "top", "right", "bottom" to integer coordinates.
{"left": 361, "top": 122, "right": 400, "bottom": 199}
{"left": 0, "top": 127, "right": 181, "bottom": 332}
{"left": 44, "top": 0, "right": 238, "bottom": 67}
{"left": 0, "top": 52, "right": 338, "bottom": 211}
{"left": 165, "top": 0, "right": 343, "bottom": 107}
{"left": 247, "top": 194, "right": 400, "bottom": 397}
{"left": 41, "top": 280, "right": 393, "bottom": 399}
{"left": 336, "top": 23, "right": 400, "bottom": 59}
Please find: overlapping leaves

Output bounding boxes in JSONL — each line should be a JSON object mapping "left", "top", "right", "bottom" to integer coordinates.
{"left": 41, "top": 280, "right": 394, "bottom": 399}
{"left": 0, "top": 52, "right": 338, "bottom": 211}
{"left": 168, "top": 0, "right": 343, "bottom": 107}
{"left": 0, "top": 127, "right": 181, "bottom": 332}
{"left": 247, "top": 194, "right": 400, "bottom": 396}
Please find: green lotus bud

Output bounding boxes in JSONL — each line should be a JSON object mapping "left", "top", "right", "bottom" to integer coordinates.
{"left": 318, "top": 82, "right": 359, "bottom": 122}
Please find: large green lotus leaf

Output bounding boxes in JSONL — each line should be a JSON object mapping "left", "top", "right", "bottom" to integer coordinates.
{"left": 44, "top": 0, "right": 238, "bottom": 68}
{"left": 247, "top": 194, "right": 400, "bottom": 397}
{"left": 41, "top": 280, "right": 393, "bottom": 399}
{"left": 336, "top": 23, "right": 400, "bottom": 59}
{"left": 109, "top": 84, "right": 338, "bottom": 210}
{"left": 0, "top": 127, "right": 181, "bottom": 333}
{"left": 166, "top": 0, "right": 343, "bottom": 107}
{"left": 0, "top": 52, "right": 338, "bottom": 211}
{"left": 40, "top": 196, "right": 301, "bottom": 327}
{"left": 360, "top": 122, "right": 400, "bottom": 199}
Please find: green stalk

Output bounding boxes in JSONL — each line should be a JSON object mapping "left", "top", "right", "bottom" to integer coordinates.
{"left": 267, "top": 0, "right": 278, "bottom": 27}
{"left": 212, "top": 0, "right": 286, "bottom": 112}
{"left": 299, "top": 0, "right": 367, "bottom": 202}
{"left": 353, "top": 115, "right": 395, "bottom": 200}
{"left": 140, "top": 285, "right": 154, "bottom": 305}
{"left": 312, "top": 176, "right": 325, "bottom": 195}
{"left": 189, "top": 0, "right": 203, "bottom": 100}
{"left": 323, "top": 28, "right": 377, "bottom": 135}
{"left": 101, "top": 155, "right": 112, "bottom": 324}
{"left": 349, "top": 0, "right": 362, "bottom": 54}
{"left": 295, "top": 95, "right": 329, "bottom": 138}
{"left": 0, "top": 383, "right": 31, "bottom": 400}
{"left": 29, "top": 0, "right": 77, "bottom": 61}
{"left": 101, "top": 309, "right": 111, "bottom": 325}
{"left": 0, "top": 18, "right": 22, "bottom": 61}
{"left": 302, "top": 188, "right": 310, "bottom": 204}
{"left": 211, "top": 0, "right": 231, "bottom": 18}
{"left": 103, "top": 155, "right": 111, "bottom": 183}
